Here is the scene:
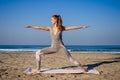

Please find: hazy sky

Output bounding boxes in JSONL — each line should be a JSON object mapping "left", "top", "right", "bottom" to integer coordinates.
{"left": 0, "top": 0, "right": 120, "bottom": 45}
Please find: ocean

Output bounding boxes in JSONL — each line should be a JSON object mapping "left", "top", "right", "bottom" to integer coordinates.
{"left": 0, "top": 45, "right": 120, "bottom": 53}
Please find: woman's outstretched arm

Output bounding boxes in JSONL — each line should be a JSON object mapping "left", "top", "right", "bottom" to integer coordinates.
{"left": 64, "top": 26, "right": 89, "bottom": 31}
{"left": 25, "top": 26, "right": 50, "bottom": 31}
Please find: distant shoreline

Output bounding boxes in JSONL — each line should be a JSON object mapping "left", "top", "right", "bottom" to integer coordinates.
{"left": 0, "top": 45, "right": 120, "bottom": 53}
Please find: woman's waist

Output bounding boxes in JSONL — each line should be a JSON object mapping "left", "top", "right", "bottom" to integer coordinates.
{"left": 51, "top": 39, "right": 63, "bottom": 43}
{"left": 51, "top": 42, "right": 64, "bottom": 47}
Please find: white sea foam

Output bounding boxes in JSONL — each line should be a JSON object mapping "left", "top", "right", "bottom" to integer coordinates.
{"left": 0, "top": 49, "right": 120, "bottom": 53}
{"left": 0, "top": 49, "right": 71, "bottom": 52}
{"left": 0, "top": 49, "right": 38, "bottom": 52}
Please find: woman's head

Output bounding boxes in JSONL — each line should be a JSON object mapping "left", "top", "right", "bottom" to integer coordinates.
{"left": 51, "top": 15, "right": 64, "bottom": 31}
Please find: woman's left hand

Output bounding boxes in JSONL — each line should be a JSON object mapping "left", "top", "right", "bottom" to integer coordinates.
{"left": 83, "top": 26, "right": 89, "bottom": 28}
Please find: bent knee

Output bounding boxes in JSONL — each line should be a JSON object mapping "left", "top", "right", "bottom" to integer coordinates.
{"left": 36, "top": 50, "right": 44, "bottom": 55}
{"left": 36, "top": 50, "right": 40, "bottom": 55}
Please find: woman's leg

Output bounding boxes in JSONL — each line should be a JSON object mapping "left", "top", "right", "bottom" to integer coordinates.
{"left": 60, "top": 45, "right": 82, "bottom": 67}
{"left": 66, "top": 51, "right": 82, "bottom": 66}
{"left": 35, "top": 47, "right": 57, "bottom": 71}
{"left": 36, "top": 50, "right": 43, "bottom": 70}
{"left": 60, "top": 45, "right": 87, "bottom": 72}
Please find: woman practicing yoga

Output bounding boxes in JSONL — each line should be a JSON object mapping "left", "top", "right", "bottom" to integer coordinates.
{"left": 25, "top": 15, "right": 88, "bottom": 73}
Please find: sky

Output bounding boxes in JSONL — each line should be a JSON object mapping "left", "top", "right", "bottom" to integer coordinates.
{"left": 0, "top": 0, "right": 120, "bottom": 45}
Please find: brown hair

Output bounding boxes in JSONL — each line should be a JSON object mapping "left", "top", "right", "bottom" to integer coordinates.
{"left": 52, "top": 15, "right": 64, "bottom": 31}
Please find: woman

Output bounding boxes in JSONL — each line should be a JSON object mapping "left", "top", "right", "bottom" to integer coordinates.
{"left": 25, "top": 15, "right": 88, "bottom": 73}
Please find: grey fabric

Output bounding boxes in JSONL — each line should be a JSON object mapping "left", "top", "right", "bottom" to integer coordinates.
{"left": 40, "top": 28, "right": 82, "bottom": 66}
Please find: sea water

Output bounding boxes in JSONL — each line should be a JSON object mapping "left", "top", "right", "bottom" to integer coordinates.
{"left": 0, "top": 45, "right": 120, "bottom": 53}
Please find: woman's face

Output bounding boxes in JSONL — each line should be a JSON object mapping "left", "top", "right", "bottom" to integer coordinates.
{"left": 51, "top": 17, "right": 57, "bottom": 25}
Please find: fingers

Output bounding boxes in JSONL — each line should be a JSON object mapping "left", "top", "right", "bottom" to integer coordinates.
{"left": 24, "top": 26, "right": 31, "bottom": 28}
{"left": 83, "top": 26, "right": 90, "bottom": 28}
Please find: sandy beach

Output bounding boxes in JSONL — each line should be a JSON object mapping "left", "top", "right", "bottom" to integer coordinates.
{"left": 0, "top": 52, "right": 120, "bottom": 80}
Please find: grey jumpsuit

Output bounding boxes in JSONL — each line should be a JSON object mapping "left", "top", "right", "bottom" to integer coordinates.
{"left": 37, "top": 28, "right": 82, "bottom": 67}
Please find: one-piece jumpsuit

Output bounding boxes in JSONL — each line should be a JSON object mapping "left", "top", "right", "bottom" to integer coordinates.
{"left": 36, "top": 28, "right": 82, "bottom": 68}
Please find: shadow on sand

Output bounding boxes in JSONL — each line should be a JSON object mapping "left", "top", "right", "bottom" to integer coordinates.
{"left": 59, "top": 56, "right": 120, "bottom": 70}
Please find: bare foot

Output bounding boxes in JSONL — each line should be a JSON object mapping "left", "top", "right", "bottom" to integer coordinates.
{"left": 33, "top": 69, "right": 40, "bottom": 74}
{"left": 81, "top": 67, "right": 88, "bottom": 73}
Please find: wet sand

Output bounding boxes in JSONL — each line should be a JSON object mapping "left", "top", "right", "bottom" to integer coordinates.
{"left": 0, "top": 52, "right": 120, "bottom": 80}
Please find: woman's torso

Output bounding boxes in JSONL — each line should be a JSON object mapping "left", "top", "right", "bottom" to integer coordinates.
{"left": 50, "top": 27, "right": 64, "bottom": 47}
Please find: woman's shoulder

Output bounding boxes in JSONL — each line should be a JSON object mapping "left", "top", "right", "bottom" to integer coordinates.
{"left": 46, "top": 26, "right": 52, "bottom": 30}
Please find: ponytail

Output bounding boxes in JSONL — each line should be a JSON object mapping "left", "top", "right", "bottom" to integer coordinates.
{"left": 52, "top": 15, "right": 64, "bottom": 31}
